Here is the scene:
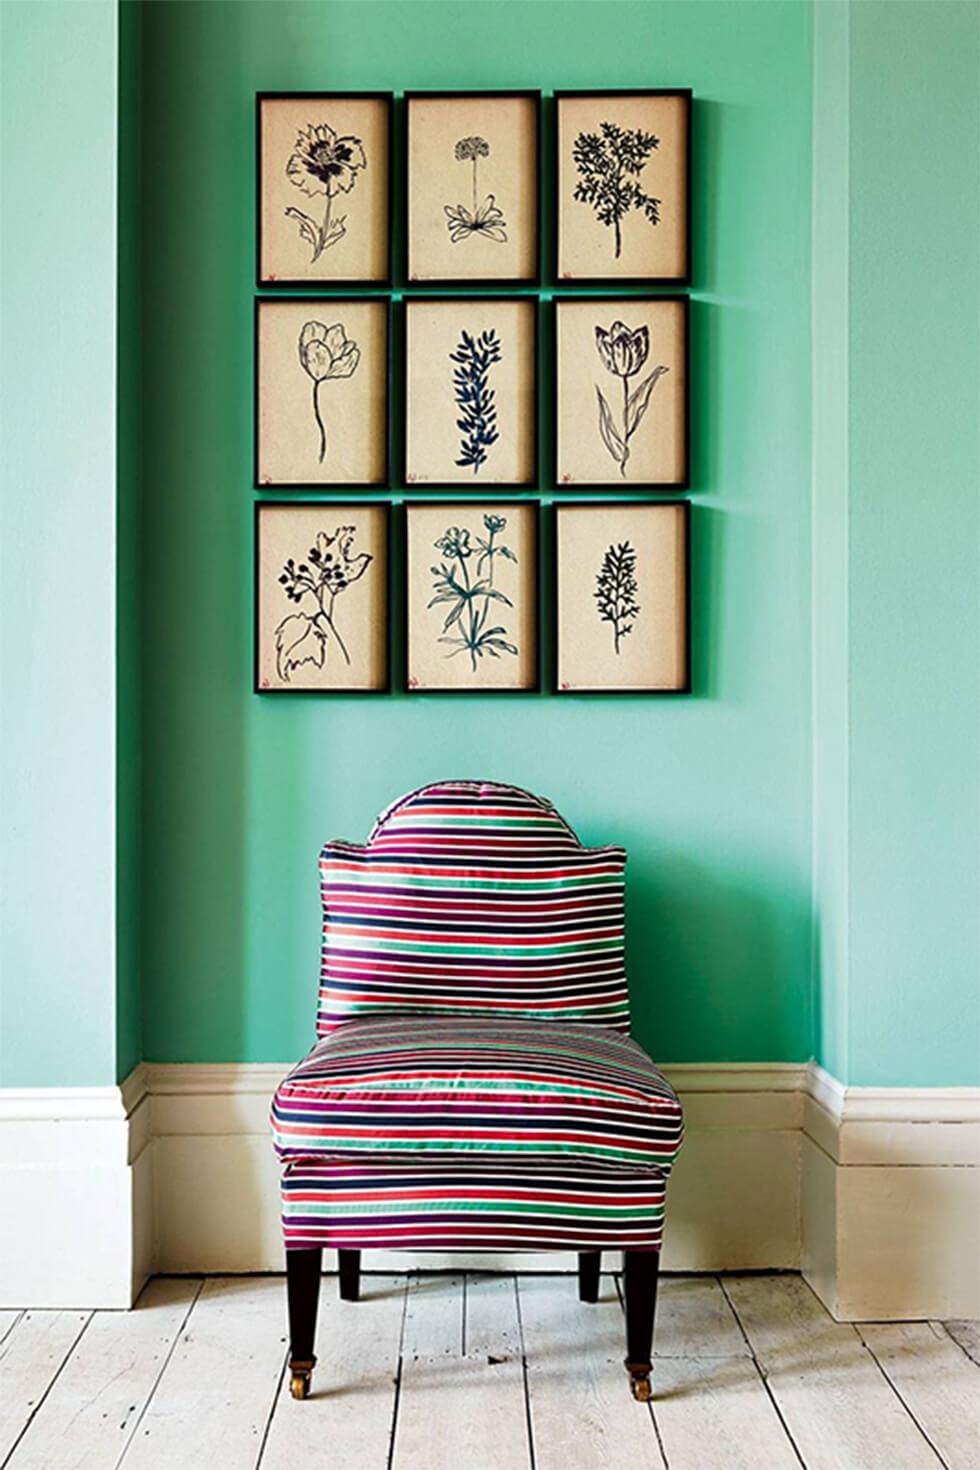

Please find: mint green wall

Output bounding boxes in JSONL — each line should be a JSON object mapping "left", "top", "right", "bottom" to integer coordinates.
{"left": 139, "top": 0, "right": 814, "bottom": 1067}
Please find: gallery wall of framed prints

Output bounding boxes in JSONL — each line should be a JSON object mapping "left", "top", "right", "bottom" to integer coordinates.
{"left": 253, "top": 87, "right": 695, "bottom": 697}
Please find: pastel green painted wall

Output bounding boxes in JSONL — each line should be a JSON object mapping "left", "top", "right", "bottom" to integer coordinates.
{"left": 139, "top": 0, "right": 814, "bottom": 1067}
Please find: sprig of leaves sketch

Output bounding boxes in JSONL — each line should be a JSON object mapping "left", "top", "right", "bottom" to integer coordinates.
{"left": 572, "top": 121, "right": 661, "bottom": 260}
{"left": 451, "top": 329, "right": 501, "bottom": 473}
{"left": 285, "top": 122, "right": 366, "bottom": 261}
{"left": 428, "top": 515, "right": 518, "bottom": 671}
{"left": 595, "top": 541, "right": 640, "bottom": 654}
{"left": 298, "top": 321, "right": 359, "bottom": 463}
{"left": 275, "top": 527, "right": 372, "bottom": 680}
{"left": 594, "top": 321, "right": 668, "bottom": 477}
{"left": 445, "top": 136, "right": 508, "bottom": 244}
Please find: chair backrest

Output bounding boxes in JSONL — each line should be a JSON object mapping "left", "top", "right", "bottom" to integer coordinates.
{"left": 316, "top": 780, "right": 629, "bottom": 1036}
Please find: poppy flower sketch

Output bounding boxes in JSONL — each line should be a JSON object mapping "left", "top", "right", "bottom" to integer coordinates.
{"left": 298, "top": 321, "right": 360, "bottom": 463}
{"left": 594, "top": 320, "right": 668, "bottom": 477}
{"left": 429, "top": 514, "right": 518, "bottom": 671}
{"left": 275, "top": 526, "right": 372, "bottom": 680}
{"left": 285, "top": 122, "right": 366, "bottom": 261}
{"left": 444, "top": 135, "right": 508, "bottom": 244}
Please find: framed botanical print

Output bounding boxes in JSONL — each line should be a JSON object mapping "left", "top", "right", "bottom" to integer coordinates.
{"left": 555, "top": 90, "right": 691, "bottom": 285}
{"left": 405, "top": 501, "right": 538, "bottom": 693}
{"left": 405, "top": 297, "right": 537, "bottom": 487}
{"left": 255, "top": 502, "right": 390, "bottom": 693}
{"left": 255, "top": 297, "right": 389, "bottom": 488}
{"left": 554, "top": 501, "right": 689, "bottom": 694}
{"left": 256, "top": 92, "right": 392, "bottom": 286}
{"left": 405, "top": 91, "right": 539, "bottom": 285}
{"left": 554, "top": 296, "right": 688, "bottom": 488}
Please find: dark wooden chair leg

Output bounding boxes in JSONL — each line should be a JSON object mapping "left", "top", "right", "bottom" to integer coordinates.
{"left": 338, "top": 1248, "right": 361, "bottom": 1302}
{"left": 286, "top": 1247, "right": 322, "bottom": 1399}
{"left": 623, "top": 1249, "right": 660, "bottom": 1402}
{"left": 578, "top": 1250, "right": 601, "bottom": 1303}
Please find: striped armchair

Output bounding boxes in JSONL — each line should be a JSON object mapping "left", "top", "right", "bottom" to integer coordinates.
{"left": 271, "top": 781, "right": 683, "bottom": 1401}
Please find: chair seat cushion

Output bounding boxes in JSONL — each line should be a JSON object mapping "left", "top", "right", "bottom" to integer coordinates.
{"left": 271, "top": 1017, "right": 683, "bottom": 1172}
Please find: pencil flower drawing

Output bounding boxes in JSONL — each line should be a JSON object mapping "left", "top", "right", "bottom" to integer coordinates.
{"left": 594, "top": 320, "right": 668, "bottom": 477}
{"left": 428, "top": 514, "right": 518, "bottom": 671}
{"left": 451, "top": 328, "right": 501, "bottom": 473}
{"left": 285, "top": 122, "right": 366, "bottom": 261}
{"left": 298, "top": 321, "right": 360, "bottom": 463}
{"left": 595, "top": 541, "right": 640, "bottom": 654}
{"left": 274, "top": 526, "right": 372, "bottom": 680}
{"left": 445, "top": 135, "right": 508, "bottom": 243}
{"left": 572, "top": 121, "right": 661, "bottom": 260}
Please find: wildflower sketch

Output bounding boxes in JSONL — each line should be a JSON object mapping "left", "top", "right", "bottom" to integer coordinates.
{"left": 285, "top": 122, "right": 366, "bottom": 261}
{"left": 445, "top": 136, "right": 508, "bottom": 244}
{"left": 274, "top": 526, "right": 372, "bottom": 680}
{"left": 572, "top": 121, "right": 661, "bottom": 260}
{"left": 595, "top": 541, "right": 640, "bottom": 654}
{"left": 594, "top": 320, "right": 668, "bottom": 477}
{"left": 298, "top": 321, "right": 360, "bottom": 463}
{"left": 428, "top": 514, "right": 518, "bottom": 671}
{"left": 450, "top": 329, "right": 501, "bottom": 473}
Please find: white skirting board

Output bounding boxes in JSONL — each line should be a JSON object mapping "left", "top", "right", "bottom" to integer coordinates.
{"left": 1, "top": 1061, "right": 976, "bottom": 1315}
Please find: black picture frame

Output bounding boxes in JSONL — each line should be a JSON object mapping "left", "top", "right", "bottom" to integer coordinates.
{"left": 403, "top": 296, "right": 539, "bottom": 490}
{"left": 403, "top": 499, "right": 541, "bottom": 695}
{"left": 553, "top": 88, "right": 692, "bottom": 288}
{"left": 253, "top": 295, "right": 392, "bottom": 491}
{"left": 551, "top": 293, "right": 690, "bottom": 491}
{"left": 253, "top": 500, "right": 393, "bottom": 695}
{"left": 403, "top": 89, "right": 542, "bottom": 288}
{"left": 552, "top": 500, "right": 691, "bottom": 695}
{"left": 256, "top": 91, "right": 394, "bottom": 289}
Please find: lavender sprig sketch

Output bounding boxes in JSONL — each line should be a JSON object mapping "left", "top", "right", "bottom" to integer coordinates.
{"left": 451, "top": 329, "right": 501, "bottom": 473}
{"left": 445, "top": 136, "right": 508, "bottom": 243}
{"left": 285, "top": 122, "right": 366, "bottom": 261}
{"left": 428, "top": 515, "right": 518, "bottom": 671}
{"left": 274, "top": 527, "right": 372, "bottom": 680}
{"left": 572, "top": 121, "right": 661, "bottom": 260}
{"left": 298, "top": 321, "right": 360, "bottom": 463}
{"left": 594, "top": 320, "right": 668, "bottom": 477}
{"left": 595, "top": 541, "right": 640, "bottom": 654}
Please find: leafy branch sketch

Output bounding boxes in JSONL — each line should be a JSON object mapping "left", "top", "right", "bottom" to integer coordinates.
{"left": 275, "top": 527, "right": 372, "bottom": 680}
{"left": 572, "top": 121, "right": 661, "bottom": 259}
{"left": 298, "top": 321, "right": 359, "bottom": 463}
{"left": 595, "top": 541, "right": 640, "bottom": 654}
{"left": 594, "top": 321, "right": 668, "bottom": 477}
{"left": 451, "top": 329, "right": 501, "bottom": 473}
{"left": 445, "top": 136, "right": 508, "bottom": 243}
{"left": 285, "top": 122, "right": 366, "bottom": 261}
{"left": 428, "top": 516, "right": 518, "bottom": 671}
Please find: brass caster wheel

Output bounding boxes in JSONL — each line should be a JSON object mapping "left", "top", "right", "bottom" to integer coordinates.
{"left": 625, "top": 1360, "right": 653, "bottom": 1402}
{"left": 289, "top": 1358, "right": 315, "bottom": 1400}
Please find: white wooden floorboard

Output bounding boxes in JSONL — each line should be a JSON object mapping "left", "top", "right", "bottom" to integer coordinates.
{"left": 5, "top": 1278, "right": 199, "bottom": 1470}
{"left": 0, "top": 1315, "right": 22, "bottom": 1348}
{"left": 943, "top": 1319, "right": 980, "bottom": 1366}
{"left": 260, "top": 1274, "right": 406, "bottom": 1470}
{"left": 391, "top": 1273, "right": 531, "bottom": 1470}
{"left": 117, "top": 1277, "right": 285, "bottom": 1470}
{"left": 653, "top": 1275, "right": 751, "bottom": 1358}
{"left": 652, "top": 1356, "right": 802, "bottom": 1470}
{"left": 859, "top": 1322, "right": 980, "bottom": 1470}
{"left": 725, "top": 1275, "right": 943, "bottom": 1469}
{"left": 519, "top": 1273, "right": 665, "bottom": 1470}
{"left": 0, "top": 1310, "right": 91, "bottom": 1463}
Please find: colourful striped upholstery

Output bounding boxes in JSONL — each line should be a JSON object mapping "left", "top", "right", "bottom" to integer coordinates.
{"left": 316, "top": 781, "right": 630, "bottom": 1035}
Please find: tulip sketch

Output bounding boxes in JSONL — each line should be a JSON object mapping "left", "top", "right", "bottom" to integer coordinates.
{"left": 275, "top": 526, "right": 372, "bottom": 680}
{"left": 594, "top": 321, "right": 668, "bottom": 477}
{"left": 285, "top": 122, "right": 366, "bottom": 261}
{"left": 298, "top": 321, "right": 360, "bottom": 463}
{"left": 445, "top": 136, "right": 508, "bottom": 244}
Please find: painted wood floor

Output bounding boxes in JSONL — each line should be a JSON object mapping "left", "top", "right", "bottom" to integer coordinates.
{"left": 1, "top": 1274, "right": 977, "bottom": 1470}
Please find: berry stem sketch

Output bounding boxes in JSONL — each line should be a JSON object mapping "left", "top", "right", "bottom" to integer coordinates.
{"left": 445, "top": 136, "right": 508, "bottom": 243}
{"left": 428, "top": 516, "right": 518, "bottom": 671}
{"left": 595, "top": 541, "right": 640, "bottom": 654}
{"left": 572, "top": 121, "right": 661, "bottom": 260}
{"left": 285, "top": 123, "right": 366, "bottom": 261}
{"left": 274, "top": 527, "right": 372, "bottom": 681}
{"left": 594, "top": 320, "right": 668, "bottom": 477}
{"left": 298, "top": 321, "right": 360, "bottom": 463}
{"left": 450, "top": 329, "right": 501, "bottom": 473}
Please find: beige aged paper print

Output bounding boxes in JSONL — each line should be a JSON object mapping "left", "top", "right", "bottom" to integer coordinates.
{"left": 406, "top": 502, "right": 537, "bottom": 691}
{"left": 259, "top": 95, "right": 389, "bottom": 284}
{"left": 256, "top": 503, "right": 388, "bottom": 692}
